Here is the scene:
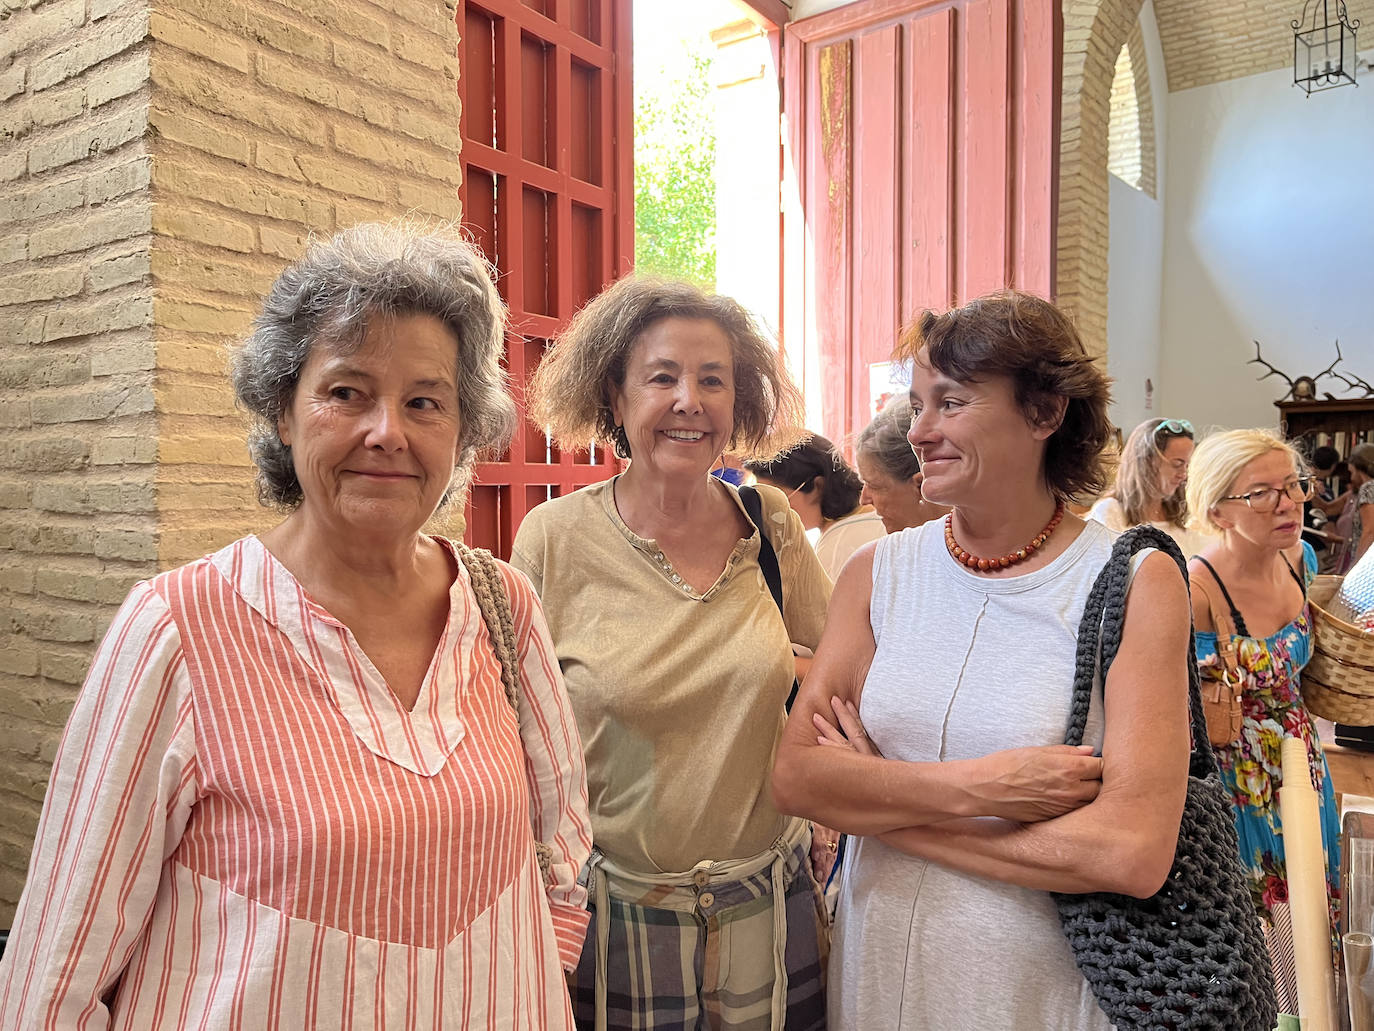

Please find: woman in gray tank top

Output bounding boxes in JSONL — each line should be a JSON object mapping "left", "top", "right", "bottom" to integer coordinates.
{"left": 772, "top": 291, "right": 1195, "bottom": 1030}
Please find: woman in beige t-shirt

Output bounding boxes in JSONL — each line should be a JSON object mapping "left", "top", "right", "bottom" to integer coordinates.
{"left": 511, "top": 276, "right": 832, "bottom": 1031}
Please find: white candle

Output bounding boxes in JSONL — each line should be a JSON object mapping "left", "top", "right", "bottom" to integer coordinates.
{"left": 1281, "top": 736, "right": 1338, "bottom": 1030}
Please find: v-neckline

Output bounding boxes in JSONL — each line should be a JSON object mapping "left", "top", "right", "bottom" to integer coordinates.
{"left": 600, "top": 474, "right": 758, "bottom": 600}
{"left": 212, "top": 535, "right": 478, "bottom": 776}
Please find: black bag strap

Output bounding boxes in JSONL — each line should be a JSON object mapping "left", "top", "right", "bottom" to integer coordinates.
{"left": 1191, "top": 555, "right": 1249, "bottom": 637}
{"left": 1065, "top": 526, "right": 1217, "bottom": 781}
{"left": 739, "top": 485, "right": 785, "bottom": 617}
{"left": 738, "top": 484, "right": 799, "bottom": 712}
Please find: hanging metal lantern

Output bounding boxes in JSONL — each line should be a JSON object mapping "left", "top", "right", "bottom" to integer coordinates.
{"left": 1293, "top": 0, "right": 1360, "bottom": 94}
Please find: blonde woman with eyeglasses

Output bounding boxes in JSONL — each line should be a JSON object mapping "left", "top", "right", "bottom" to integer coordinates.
{"left": 1087, "top": 418, "right": 1209, "bottom": 555}
{"left": 1185, "top": 428, "right": 1338, "bottom": 1019}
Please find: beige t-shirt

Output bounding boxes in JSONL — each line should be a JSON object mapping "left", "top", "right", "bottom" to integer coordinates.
{"left": 510, "top": 476, "right": 832, "bottom": 873}
{"left": 814, "top": 509, "right": 887, "bottom": 581}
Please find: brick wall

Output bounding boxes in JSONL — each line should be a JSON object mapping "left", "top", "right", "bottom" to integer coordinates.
{"left": 1155, "top": 0, "right": 1374, "bottom": 93}
{"left": 1058, "top": 0, "right": 1144, "bottom": 360}
{"left": 0, "top": 0, "right": 155, "bottom": 916}
{"left": 0, "top": 0, "right": 462, "bottom": 922}
{"left": 148, "top": 0, "right": 463, "bottom": 568}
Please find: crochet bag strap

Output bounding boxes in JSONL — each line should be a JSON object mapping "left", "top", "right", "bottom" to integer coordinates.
{"left": 454, "top": 542, "right": 555, "bottom": 877}
{"left": 1063, "top": 525, "right": 1219, "bottom": 782}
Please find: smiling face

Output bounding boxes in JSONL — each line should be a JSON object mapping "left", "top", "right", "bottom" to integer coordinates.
{"left": 1156, "top": 435, "right": 1194, "bottom": 497}
{"left": 904, "top": 353, "right": 1058, "bottom": 508}
{"left": 1211, "top": 448, "right": 1305, "bottom": 550}
{"left": 609, "top": 316, "right": 736, "bottom": 483}
{"left": 277, "top": 312, "right": 462, "bottom": 542}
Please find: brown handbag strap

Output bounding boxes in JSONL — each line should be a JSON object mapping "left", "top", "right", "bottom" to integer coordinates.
{"left": 1192, "top": 571, "right": 1240, "bottom": 682}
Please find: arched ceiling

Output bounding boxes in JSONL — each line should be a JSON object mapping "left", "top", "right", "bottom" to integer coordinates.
{"left": 1152, "top": 0, "right": 1373, "bottom": 91}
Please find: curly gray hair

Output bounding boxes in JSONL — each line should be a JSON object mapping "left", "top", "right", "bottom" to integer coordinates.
{"left": 232, "top": 222, "right": 516, "bottom": 508}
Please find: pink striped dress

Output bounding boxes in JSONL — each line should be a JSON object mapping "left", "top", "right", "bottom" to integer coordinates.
{"left": 0, "top": 535, "right": 593, "bottom": 1030}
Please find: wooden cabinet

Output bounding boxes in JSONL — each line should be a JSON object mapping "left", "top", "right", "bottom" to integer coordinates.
{"left": 1278, "top": 399, "right": 1374, "bottom": 458}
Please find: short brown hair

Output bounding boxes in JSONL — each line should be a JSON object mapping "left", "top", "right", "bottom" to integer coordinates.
{"left": 898, "top": 290, "right": 1113, "bottom": 500}
{"left": 527, "top": 275, "right": 805, "bottom": 461}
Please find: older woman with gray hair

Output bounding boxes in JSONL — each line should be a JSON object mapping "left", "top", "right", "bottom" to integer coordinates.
{"left": 0, "top": 223, "right": 594, "bottom": 1030}
{"left": 510, "top": 276, "right": 832, "bottom": 1031}
{"left": 854, "top": 396, "right": 949, "bottom": 534}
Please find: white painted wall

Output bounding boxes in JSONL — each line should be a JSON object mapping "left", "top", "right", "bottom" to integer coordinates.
{"left": 1105, "top": 0, "right": 1167, "bottom": 436}
{"left": 1107, "top": 178, "right": 1165, "bottom": 432}
{"left": 1158, "top": 57, "right": 1374, "bottom": 435}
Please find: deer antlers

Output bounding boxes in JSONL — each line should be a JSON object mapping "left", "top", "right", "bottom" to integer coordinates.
{"left": 1249, "top": 341, "right": 1297, "bottom": 395}
{"left": 1332, "top": 357, "right": 1374, "bottom": 398}
{"left": 1249, "top": 340, "right": 1371, "bottom": 400}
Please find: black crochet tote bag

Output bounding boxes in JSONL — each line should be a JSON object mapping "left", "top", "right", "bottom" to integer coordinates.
{"left": 1053, "top": 526, "right": 1276, "bottom": 1030}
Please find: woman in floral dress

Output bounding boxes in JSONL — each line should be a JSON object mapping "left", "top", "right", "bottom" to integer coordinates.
{"left": 1186, "top": 427, "right": 1340, "bottom": 1017}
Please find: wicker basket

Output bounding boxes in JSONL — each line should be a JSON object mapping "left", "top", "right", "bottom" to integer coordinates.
{"left": 1303, "top": 574, "right": 1374, "bottom": 725}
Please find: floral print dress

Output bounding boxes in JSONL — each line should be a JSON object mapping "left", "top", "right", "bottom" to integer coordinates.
{"left": 1194, "top": 540, "right": 1340, "bottom": 1013}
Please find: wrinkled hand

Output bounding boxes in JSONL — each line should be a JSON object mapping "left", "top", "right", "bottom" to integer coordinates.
{"left": 969, "top": 745, "right": 1103, "bottom": 823}
{"left": 809, "top": 823, "right": 841, "bottom": 884}
{"left": 813, "top": 697, "right": 883, "bottom": 758}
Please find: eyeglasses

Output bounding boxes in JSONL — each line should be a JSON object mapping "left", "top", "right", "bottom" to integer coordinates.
{"left": 1219, "top": 477, "right": 1314, "bottom": 512}
{"left": 1154, "top": 419, "right": 1194, "bottom": 439}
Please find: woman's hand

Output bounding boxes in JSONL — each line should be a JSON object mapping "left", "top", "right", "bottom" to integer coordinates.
{"left": 813, "top": 696, "right": 882, "bottom": 757}
{"left": 965, "top": 745, "right": 1104, "bottom": 823}
{"left": 809, "top": 823, "right": 841, "bottom": 883}
{"left": 813, "top": 696, "right": 1098, "bottom": 822}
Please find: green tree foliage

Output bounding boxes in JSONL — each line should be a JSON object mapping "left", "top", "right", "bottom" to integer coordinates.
{"left": 635, "top": 48, "right": 716, "bottom": 289}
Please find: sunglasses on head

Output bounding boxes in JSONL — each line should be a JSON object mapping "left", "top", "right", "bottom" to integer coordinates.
{"left": 1154, "top": 419, "right": 1194, "bottom": 439}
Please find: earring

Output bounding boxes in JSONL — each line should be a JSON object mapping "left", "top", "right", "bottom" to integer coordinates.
{"left": 612, "top": 424, "right": 631, "bottom": 460}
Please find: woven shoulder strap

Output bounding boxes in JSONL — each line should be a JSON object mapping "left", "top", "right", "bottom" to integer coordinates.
{"left": 455, "top": 543, "right": 522, "bottom": 714}
{"left": 1065, "top": 526, "right": 1218, "bottom": 781}
{"left": 453, "top": 543, "right": 554, "bottom": 876}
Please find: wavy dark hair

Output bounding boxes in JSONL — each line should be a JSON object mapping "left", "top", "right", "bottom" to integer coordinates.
{"left": 898, "top": 290, "right": 1113, "bottom": 501}
{"left": 744, "top": 434, "right": 864, "bottom": 521}
{"left": 526, "top": 275, "right": 805, "bottom": 461}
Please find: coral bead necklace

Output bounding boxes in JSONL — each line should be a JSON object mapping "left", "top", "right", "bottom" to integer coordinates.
{"left": 944, "top": 503, "right": 1065, "bottom": 572}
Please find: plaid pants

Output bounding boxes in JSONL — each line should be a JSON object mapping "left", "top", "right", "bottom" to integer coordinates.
{"left": 571, "top": 823, "right": 828, "bottom": 1031}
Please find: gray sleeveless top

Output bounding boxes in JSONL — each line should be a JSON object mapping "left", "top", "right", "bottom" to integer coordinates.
{"left": 828, "top": 517, "right": 1118, "bottom": 1031}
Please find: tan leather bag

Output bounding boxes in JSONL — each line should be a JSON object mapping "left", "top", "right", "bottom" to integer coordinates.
{"left": 1194, "top": 577, "right": 1244, "bottom": 748}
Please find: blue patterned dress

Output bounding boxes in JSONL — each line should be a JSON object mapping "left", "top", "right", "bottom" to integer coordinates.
{"left": 1193, "top": 541, "right": 1340, "bottom": 1009}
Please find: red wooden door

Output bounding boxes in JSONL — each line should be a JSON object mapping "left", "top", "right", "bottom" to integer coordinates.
{"left": 458, "top": 0, "right": 633, "bottom": 557}
{"left": 782, "top": 0, "right": 1060, "bottom": 444}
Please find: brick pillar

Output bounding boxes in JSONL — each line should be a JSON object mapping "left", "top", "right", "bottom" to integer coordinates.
{"left": 0, "top": 0, "right": 463, "bottom": 921}
{"left": 0, "top": 0, "right": 155, "bottom": 915}
{"left": 1057, "top": 0, "right": 1146, "bottom": 361}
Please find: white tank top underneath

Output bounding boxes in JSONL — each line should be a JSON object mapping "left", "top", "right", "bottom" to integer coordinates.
{"left": 829, "top": 517, "right": 1119, "bottom": 1031}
